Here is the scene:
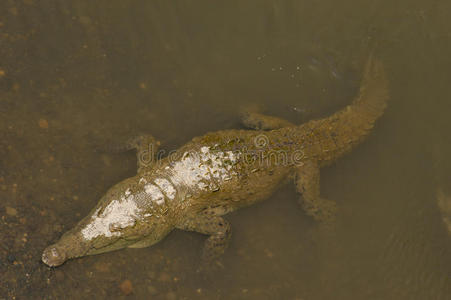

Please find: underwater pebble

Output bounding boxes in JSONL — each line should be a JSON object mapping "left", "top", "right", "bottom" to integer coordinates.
{"left": 158, "top": 272, "right": 171, "bottom": 283}
{"left": 94, "top": 261, "right": 111, "bottom": 272}
{"left": 264, "top": 248, "right": 274, "bottom": 258}
{"left": 38, "top": 119, "right": 49, "bottom": 129}
{"left": 119, "top": 279, "right": 133, "bottom": 295}
{"left": 5, "top": 206, "right": 17, "bottom": 216}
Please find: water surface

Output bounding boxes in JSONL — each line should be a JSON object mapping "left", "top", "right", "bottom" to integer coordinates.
{"left": 1, "top": 1, "right": 450, "bottom": 299}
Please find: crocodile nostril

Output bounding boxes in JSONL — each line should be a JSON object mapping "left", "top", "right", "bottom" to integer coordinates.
{"left": 42, "top": 246, "right": 67, "bottom": 267}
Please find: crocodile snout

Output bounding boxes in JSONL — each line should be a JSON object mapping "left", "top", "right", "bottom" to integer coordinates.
{"left": 42, "top": 245, "right": 67, "bottom": 267}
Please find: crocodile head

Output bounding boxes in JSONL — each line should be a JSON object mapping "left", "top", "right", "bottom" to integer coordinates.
{"left": 42, "top": 176, "right": 174, "bottom": 267}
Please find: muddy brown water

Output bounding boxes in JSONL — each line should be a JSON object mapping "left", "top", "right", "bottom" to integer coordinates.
{"left": 1, "top": 1, "right": 450, "bottom": 299}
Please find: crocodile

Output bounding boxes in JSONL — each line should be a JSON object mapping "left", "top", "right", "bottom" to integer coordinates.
{"left": 42, "top": 55, "right": 388, "bottom": 267}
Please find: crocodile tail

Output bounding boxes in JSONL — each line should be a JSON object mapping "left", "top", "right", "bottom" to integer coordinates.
{"left": 301, "top": 54, "right": 389, "bottom": 164}
{"left": 328, "top": 54, "right": 389, "bottom": 160}
{"left": 349, "top": 54, "right": 389, "bottom": 125}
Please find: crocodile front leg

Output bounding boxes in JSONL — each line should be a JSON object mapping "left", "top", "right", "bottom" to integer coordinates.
{"left": 295, "top": 160, "right": 337, "bottom": 222}
{"left": 177, "top": 214, "right": 231, "bottom": 269}
{"left": 241, "top": 111, "right": 295, "bottom": 130}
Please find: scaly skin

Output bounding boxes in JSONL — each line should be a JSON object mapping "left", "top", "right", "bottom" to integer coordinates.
{"left": 42, "top": 55, "right": 388, "bottom": 267}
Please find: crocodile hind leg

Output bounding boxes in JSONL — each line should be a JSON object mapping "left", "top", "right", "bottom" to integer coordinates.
{"left": 295, "top": 160, "right": 337, "bottom": 222}
{"left": 176, "top": 214, "right": 231, "bottom": 270}
{"left": 104, "top": 135, "right": 160, "bottom": 173}
{"left": 241, "top": 111, "right": 295, "bottom": 130}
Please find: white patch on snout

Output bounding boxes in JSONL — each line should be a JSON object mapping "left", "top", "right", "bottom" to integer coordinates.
{"left": 81, "top": 194, "right": 140, "bottom": 240}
